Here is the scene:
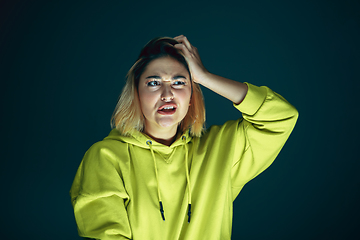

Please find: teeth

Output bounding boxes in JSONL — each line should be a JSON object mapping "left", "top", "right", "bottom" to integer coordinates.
{"left": 163, "top": 107, "right": 174, "bottom": 110}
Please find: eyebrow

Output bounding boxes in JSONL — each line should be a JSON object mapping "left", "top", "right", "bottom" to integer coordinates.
{"left": 173, "top": 75, "right": 187, "bottom": 80}
{"left": 145, "top": 75, "right": 161, "bottom": 79}
{"left": 145, "top": 75, "right": 187, "bottom": 80}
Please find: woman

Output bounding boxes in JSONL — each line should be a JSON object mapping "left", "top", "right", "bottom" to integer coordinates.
{"left": 70, "top": 35, "right": 298, "bottom": 240}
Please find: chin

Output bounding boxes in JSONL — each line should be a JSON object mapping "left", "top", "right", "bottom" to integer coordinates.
{"left": 158, "top": 121, "right": 177, "bottom": 128}
{"left": 157, "top": 117, "right": 181, "bottom": 128}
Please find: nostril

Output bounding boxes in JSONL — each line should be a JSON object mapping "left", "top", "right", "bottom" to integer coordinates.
{"left": 161, "top": 96, "right": 174, "bottom": 101}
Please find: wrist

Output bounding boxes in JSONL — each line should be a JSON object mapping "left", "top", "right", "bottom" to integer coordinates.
{"left": 193, "top": 71, "right": 212, "bottom": 85}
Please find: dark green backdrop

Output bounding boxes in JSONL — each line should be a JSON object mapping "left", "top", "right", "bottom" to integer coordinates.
{"left": 1, "top": 0, "right": 359, "bottom": 239}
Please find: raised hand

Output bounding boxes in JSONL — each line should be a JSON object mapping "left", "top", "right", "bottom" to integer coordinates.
{"left": 173, "top": 35, "right": 209, "bottom": 84}
{"left": 174, "top": 35, "right": 248, "bottom": 104}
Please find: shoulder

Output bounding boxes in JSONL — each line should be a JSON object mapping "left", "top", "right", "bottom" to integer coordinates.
{"left": 193, "top": 118, "right": 246, "bottom": 149}
{"left": 83, "top": 138, "right": 130, "bottom": 167}
{"left": 87, "top": 138, "right": 126, "bottom": 153}
{"left": 205, "top": 118, "right": 245, "bottom": 137}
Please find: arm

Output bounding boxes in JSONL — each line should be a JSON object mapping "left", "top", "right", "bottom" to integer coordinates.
{"left": 231, "top": 83, "right": 298, "bottom": 198}
{"left": 174, "top": 36, "right": 298, "bottom": 199}
{"left": 173, "top": 35, "right": 248, "bottom": 104}
{"left": 70, "top": 142, "right": 132, "bottom": 240}
{"left": 196, "top": 83, "right": 298, "bottom": 200}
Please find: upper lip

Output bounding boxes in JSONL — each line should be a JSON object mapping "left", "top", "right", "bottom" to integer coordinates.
{"left": 158, "top": 103, "right": 177, "bottom": 111}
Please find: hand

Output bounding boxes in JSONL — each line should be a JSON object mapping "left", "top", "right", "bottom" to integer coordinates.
{"left": 173, "top": 35, "right": 209, "bottom": 84}
{"left": 174, "top": 35, "right": 248, "bottom": 104}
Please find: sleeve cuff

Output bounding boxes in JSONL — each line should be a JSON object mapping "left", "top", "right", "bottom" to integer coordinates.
{"left": 233, "top": 82, "right": 267, "bottom": 115}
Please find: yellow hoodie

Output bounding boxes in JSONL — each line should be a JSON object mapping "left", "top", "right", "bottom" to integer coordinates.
{"left": 70, "top": 83, "right": 298, "bottom": 240}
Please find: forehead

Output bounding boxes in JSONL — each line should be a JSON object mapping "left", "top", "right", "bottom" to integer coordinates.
{"left": 142, "top": 57, "right": 189, "bottom": 76}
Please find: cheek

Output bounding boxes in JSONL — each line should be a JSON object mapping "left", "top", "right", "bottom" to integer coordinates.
{"left": 179, "top": 88, "right": 192, "bottom": 104}
{"left": 139, "top": 90, "right": 157, "bottom": 113}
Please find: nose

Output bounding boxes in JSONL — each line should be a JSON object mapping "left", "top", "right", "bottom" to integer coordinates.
{"left": 161, "top": 84, "right": 174, "bottom": 102}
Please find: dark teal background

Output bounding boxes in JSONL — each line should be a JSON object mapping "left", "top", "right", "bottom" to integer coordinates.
{"left": 1, "top": 0, "right": 359, "bottom": 239}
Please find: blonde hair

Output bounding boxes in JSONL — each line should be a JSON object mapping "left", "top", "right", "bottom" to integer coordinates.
{"left": 111, "top": 37, "right": 205, "bottom": 137}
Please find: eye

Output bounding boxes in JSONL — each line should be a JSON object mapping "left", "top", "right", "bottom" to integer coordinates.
{"left": 147, "top": 80, "right": 160, "bottom": 87}
{"left": 173, "top": 80, "right": 186, "bottom": 86}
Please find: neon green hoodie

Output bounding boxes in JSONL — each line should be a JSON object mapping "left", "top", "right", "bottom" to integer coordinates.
{"left": 70, "top": 83, "right": 298, "bottom": 240}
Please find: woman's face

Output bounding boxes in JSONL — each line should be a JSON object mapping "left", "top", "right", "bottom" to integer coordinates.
{"left": 138, "top": 56, "right": 192, "bottom": 137}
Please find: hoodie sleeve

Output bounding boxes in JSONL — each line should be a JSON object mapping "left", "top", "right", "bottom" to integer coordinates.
{"left": 69, "top": 142, "right": 132, "bottom": 240}
{"left": 230, "top": 83, "right": 298, "bottom": 199}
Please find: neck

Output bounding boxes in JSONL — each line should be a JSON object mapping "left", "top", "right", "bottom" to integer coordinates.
{"left": 148, "top": 134, "right": 177, "bottom": 146}
{"left": 143, "top": 125, "right": 178, "bottom": 146}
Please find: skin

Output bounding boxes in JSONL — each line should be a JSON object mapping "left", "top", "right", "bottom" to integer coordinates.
{"left": 138, "top": 57, "right": 192, "bottom": 146}
{"left": 173, "top": 35, "right": 248, "bottom": 105}
{"left": 138, "top": 35, "right": 249, "bottom": 146}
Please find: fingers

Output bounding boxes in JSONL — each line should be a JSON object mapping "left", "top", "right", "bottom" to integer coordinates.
{"left": 173, "top": 35, "right": 207, "bottom": 83}
{"left": 174, "top": 43, "right": 189, "bottom": 56}
{"left": 174, "top": 35, "right": 199, "bottom": 60}
{"left": 174, "top": 35, "right": 192, "bottom": 51}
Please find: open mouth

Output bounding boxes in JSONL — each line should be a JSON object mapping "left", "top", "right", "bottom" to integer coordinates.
{"left": 157, "top": 104, "right": 177, "bottom": 115}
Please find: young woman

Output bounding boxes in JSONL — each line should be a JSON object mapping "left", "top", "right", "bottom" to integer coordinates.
{"left": 70, "top": 35, "right": 298, "bottom": 240}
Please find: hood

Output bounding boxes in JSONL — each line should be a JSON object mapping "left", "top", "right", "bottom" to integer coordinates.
{"left": 104, "top": 128, "right": 193, "bottom": 150}
{"left": 104, "top": 128, "right": 193, "bottom": 223}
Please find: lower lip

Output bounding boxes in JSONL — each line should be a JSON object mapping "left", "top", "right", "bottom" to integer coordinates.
{"left": 157, "top": 108, "right": 177, "bottom": 115}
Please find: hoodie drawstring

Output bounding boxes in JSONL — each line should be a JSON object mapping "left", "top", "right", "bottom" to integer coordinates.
{"left": 146, "top": 137, "right": 192, "bottom": 223}
{"left": 147, "top": 140, "right": 165, "bottom": 221}
{"left": 182, "top": 136, "right": 192, "bottom": 223}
